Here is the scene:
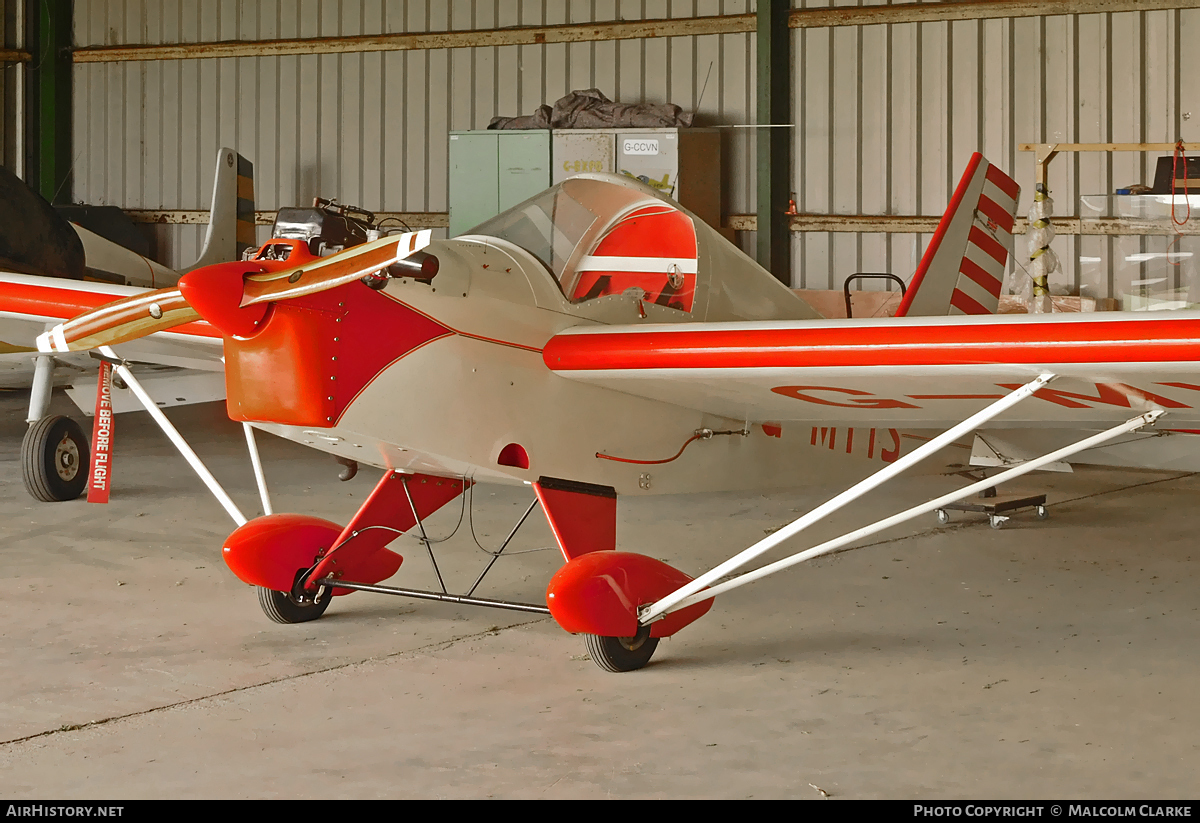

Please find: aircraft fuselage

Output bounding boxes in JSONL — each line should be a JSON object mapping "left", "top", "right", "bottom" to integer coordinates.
{"left": 236, "top": 237, "right": 932, "bottom": 495}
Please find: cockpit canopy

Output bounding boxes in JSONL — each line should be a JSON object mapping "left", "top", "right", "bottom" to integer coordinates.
{"left": 464, "top": 173, "right": 817, "bottom": 323}
{"left": 467, "top": 176, "right": 699, "bottom": 313}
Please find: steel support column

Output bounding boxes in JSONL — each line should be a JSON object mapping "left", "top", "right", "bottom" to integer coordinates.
{"left": 756, "top": 0, "right": 791, "bottom": 284}
{"left": 25, "top": 0, "right": 71, "bottom": 203}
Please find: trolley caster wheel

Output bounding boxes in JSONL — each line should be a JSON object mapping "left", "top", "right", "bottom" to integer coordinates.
{"left": 258, "top": 580, "right": 331, "bottom": 624}
{"left": 1035, "top": 505, "right": 1048, "bottom": 520}
{"left": 989, "top": 515, "right": 1008, "bottom": 530}
{"left": 22, "top": 415, "right": 89, "bottom": 502}
{"left": 584, "top": 625, "right": 659, "bottom": 673}
{"left": 936, "top": 509, "right": 950, "bottom": 525}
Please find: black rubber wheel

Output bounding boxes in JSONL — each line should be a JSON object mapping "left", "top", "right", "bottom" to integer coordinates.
{"left": 22, "top": 415, "right": 89, "bottom": 502}
{"left": 258, "top": 582, "right": 331, "bottom": 624}
{"left": 585, "top": 625, "right": 659, "bottom": 673}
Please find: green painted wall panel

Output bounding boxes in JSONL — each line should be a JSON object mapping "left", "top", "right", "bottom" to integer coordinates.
{"left": 448, "top": 131, "right": 499, "bottom": 237}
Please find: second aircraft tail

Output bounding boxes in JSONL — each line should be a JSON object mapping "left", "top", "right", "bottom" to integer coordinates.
{"left": 894, "top": 153, "right": 1020, "bottom": 318}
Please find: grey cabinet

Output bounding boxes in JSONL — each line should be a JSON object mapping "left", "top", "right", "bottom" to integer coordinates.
{"left": 449, "top": 128, "right": 722, "bottom": 237}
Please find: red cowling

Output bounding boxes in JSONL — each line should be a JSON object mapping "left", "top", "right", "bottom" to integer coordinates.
{"left": 546, "top": 551, "right": 713, "bottom": 639}
{"left": 178, "top": 261, "right": 269, "bottom": 338}
{"left": 222, "top": 513, "right": 403, "bottom": 595}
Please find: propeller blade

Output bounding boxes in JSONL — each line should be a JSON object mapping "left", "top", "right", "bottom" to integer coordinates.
{"left": 240, "top": 230, "right": 432, "bottom": 307}
{"left": 37, "top": 230, "right": 433, "bottom": 353}
{"left": 36, "top": 288, "right": 200, "bottom": 353}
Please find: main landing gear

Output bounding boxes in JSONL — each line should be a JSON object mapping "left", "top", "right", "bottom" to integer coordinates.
{"left": 258, "top": 574, "right": 331, "bottom": 624}
{"left": 22, "top": 415, "right": 89, "bottom": 502}
{"left": 585, "top": 626, "right": 659, "bottom": 673}
{"left": 220, "top": 473, "right": 713, "bottom": 673}
{"left": 22, "top": 355, "right": 89, "bottom": 502}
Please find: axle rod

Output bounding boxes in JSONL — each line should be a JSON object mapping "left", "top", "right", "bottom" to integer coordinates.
{"left": 316, "top": 578, "right": 551, "bottom": 615}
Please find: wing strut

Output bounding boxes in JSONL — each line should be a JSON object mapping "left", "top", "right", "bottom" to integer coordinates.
{"left": 639, "top": 372, "right": 1059, "bottom": 623}
{"left": 646, "top": 409, "right": 1164, "bottom": 620}
{"left": 243, "top": 422, "right": 273, "bottom": 516}
{"left": 97, "top": 345, "right": 249, "bottom": 527}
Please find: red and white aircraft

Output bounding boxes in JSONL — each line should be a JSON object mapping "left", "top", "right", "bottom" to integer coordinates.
{"left": 0, "top": 148, "right": 252, "bottom": 502}
{"left": 26, "top": 154, "right": 1200, "bottom": 671}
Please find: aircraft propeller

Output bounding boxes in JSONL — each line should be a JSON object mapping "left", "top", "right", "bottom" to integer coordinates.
{"left": 37, "top": 231, "right": 434, "bottom": 354}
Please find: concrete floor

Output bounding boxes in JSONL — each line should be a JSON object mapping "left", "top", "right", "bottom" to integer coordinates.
{"left": 2, "top": 390, "right": 1199, "bottom": 799}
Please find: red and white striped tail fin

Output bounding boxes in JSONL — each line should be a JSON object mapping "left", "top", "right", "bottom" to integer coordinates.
{"left": 894, "top": 153, "right": 1020, "bottom": 317}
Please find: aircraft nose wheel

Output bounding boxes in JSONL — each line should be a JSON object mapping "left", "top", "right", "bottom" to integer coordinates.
{"left": 585, "top": 625, "right": 659, "bottom": 672}
{"left": 22, "top": 415, "right": 89, "bottom": 502}
{"left": 257, "top": 573, "right": 331, "bottom": 624}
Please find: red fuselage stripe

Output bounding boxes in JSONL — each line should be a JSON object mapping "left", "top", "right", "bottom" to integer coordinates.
{"left": 543, "top": 318, "right": 1200, "bottom": 371}
{"left": 0, "top": 281, "right": 218, "bottom": 338}
{"left": 381, "top": 293, "right": 543, "bottom": 353}
{"left": 456, "top": 330, "right": 543, "bottom": 353}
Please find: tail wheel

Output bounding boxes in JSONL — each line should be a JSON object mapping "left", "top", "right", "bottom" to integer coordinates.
{"left": 257, "top": 574, "right": 331, "bottom": 624}
{"left": 22, "top": 415, "right": 89, "bottom": 502}
{"left": 585, "top": 625, "right": 659, "bottom": 673}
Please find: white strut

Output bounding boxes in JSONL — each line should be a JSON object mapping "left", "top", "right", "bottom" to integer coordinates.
{"left": 98, "top": 346, "right": 248, "bottom": 527}
{"left": 26, "top": 353, "right": 55, "bottom": 423}
{"left": 648, "top": 409, "right": 1163, "bottom": 619}
{"left": 638, "top": 372, "right": 1058, "bottom": 623}
{"left": 243, "top": 422, "right": 274, "bottom": 516}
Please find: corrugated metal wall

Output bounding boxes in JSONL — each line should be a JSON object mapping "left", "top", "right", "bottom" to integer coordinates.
{"left": 64, "top": 1, "right": 1200, "bottom": 299}
{"left": 70, "top": 0, "right": 757, "bottom": 269}
{"left": 793, "top": 1, "right": 1200, "bottom": 301}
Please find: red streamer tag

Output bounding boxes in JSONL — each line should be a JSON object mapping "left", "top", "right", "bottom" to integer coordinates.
{"left": 87, "top": 362, "right": 114, "bottom": 504}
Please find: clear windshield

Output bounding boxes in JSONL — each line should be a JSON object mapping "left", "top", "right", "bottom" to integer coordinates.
{"left": 466, "top": 177, "right": 659, "bottom": 296}
{"left": 467, "top": 184, "right": 598, "bottom": 282}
